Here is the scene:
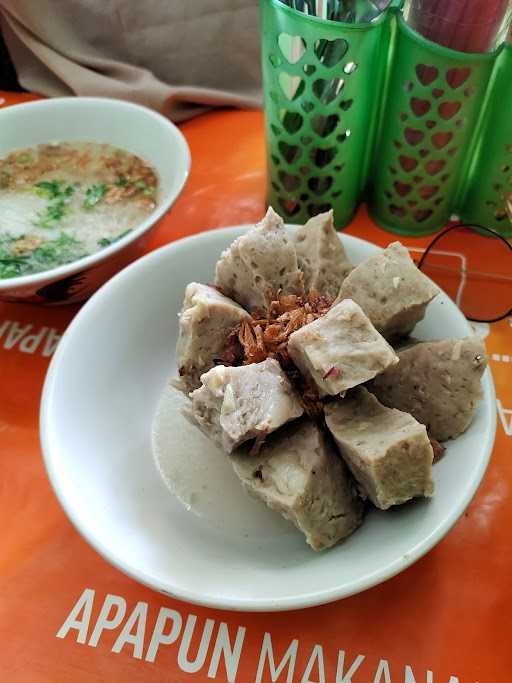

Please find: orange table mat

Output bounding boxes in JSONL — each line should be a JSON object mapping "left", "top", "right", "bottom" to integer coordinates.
{"left": 0, "top": 91, "right": 511, "bottom": 683}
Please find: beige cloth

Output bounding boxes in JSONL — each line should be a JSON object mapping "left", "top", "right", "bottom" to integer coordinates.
{"left": 0, "top": 0, "right": 263, "bottom": 121}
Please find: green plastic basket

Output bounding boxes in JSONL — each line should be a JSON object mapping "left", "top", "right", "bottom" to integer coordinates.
{"left": 458, "top": 43, "right": 512, "bottom": 238}
{"left": 368, "top": 15, "right": 496, "bottom": 236}
{"left": 260, "top": 0, "right": 394, "bottom": 227}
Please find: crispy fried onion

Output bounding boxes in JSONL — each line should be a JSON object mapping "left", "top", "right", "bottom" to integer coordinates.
{"left": 429, "top": 437, "right": 446, "bottom": 463}
{"left": 218, "top": 290, "right": 333, "bottom": 417}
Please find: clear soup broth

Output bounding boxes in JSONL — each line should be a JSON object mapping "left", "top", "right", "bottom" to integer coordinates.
{"left": 0, "top": 142, "right": 159, "bottom": 279}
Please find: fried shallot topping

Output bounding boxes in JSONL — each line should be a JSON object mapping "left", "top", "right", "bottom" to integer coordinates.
{"left": 217, "top": 290, "right": 333, "bottom": 417}
{"left": 430, "top": 437, "right": 446, "bottom": 463}
{"left": 222, "top": 290, "right": 332, "bottom": 367}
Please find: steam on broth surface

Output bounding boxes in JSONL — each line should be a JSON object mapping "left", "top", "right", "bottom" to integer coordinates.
{"left": 0, "top": 142, "right": 159, "bottom": 279}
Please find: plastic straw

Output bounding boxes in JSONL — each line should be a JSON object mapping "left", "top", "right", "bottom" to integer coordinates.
{"left": 405, "top": 0, "right": 512, "bottom": 52}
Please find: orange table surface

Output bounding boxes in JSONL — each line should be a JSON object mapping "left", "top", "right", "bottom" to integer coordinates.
{"left": 0, "top": 91, "right": 511, "bottom": 683}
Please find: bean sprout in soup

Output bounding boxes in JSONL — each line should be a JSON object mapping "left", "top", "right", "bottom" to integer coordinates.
{"left": 0, "top": 142, "right": 159, "bottom": 279}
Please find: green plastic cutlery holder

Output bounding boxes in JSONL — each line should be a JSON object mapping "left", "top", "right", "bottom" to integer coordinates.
{"left": 458, "top": 43, "right": 512, "bottom": 238}
{"left": 260, "top": 0, "right": 394, "bottom": 226}
{"left": 369, "top": 15, "right": 496, "bottom": 236}
{"left": 261, "top": 1, "right": 510, "bottom": 237}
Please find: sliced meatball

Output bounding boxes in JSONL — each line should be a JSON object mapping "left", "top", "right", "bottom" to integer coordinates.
{"left": 338, "top": 242, "right": 438, "bottom": 340}
{"left": 288, "top": 298, "right": 398, "bottom": 397}
{"left": 369, "top": 337, "right": 487, "bottom": 441}
{"left": 215, "top": 206, "right": 304, "bottom": 311}
{"left": 294, "top": 210, "right": 352, "bottom": 299}
{"left": 325, "top": 388, "right": 435, "bottom": 510}
{"left": 189, "top": 358, "right": 304, "bottom": 453}
{"left": 231, "top": 419, "right": 364, "bottom": 550}
{"left": 176, "top": 282, "right": 250, "bottom": 392}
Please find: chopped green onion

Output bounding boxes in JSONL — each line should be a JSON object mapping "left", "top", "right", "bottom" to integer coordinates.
{"left": 34, "top": 180, "right": 75, "bottom": 200}
{"left": 97, "top": 229, "right": 132, "bottom": 248}
{"left": 83, "top": 184, "right": 108, "bottom": 209}
{"left": 34, "top": 201, "right": 69, "bottom": 229}
{"left": 0, "top": 232, "right": 87, "bottom": 279}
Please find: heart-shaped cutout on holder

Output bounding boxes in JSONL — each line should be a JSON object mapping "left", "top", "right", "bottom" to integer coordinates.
{"left": 394, "top": 181, "right": 412, "bottom": 197}
{"left": 312, "top": 114, "right": 339, "bottom": 138}
{"left": 446, "top": 67, "right": 471, "bottom": 89}
{"left": 416, "top": 64, "right": 439, "bottom": 86}
{"left": 404, "top": 127, "right": 424, "bottom": 146}
{"left": 314, "top": 38, "right": 348, "bottom": 67}
{"left": 425, "top": 159, "right": 446, "bottom": 176}
{"left": 278, "top": 141, "right": 301, "bottom": 164}
{"left": 278, "top": 170, "right": 301, "bottom": 191}
{"left": 279, "top": 72, "right": 305, "bottom": 101}
{"left": 312, "top": 78, "right": 344, "bottom": 104}
{"left": 439, "top": 101, "right": 462, "bottom": 120}
{"left": 432, "top": 132, "right": 453, "bottom": 149}
{"left": 389, "top": 204, "right": 406, "bottom": 217}
{"left": 308, "top": 203, "right": 332, "bottom": 217}
{"left": 308, "top": 176, "right": 333, "bottom": 196}
{"left": 279, "top": 198, "right": 301, "bottom": 217}
{"left": 340, "top": 99, "right": 353, "bottom": 111}
{"left": 418, "top": 185, "right": 439, "bottom": 199}
{"left": 410, "top": 97, "right": 431, "bottom": 117}
{"left": 310, "top": 147, "right": 337, "bottom": 168}
{"left": 282, "top": 111, "right": 304, "bottom": 134}
{"left": 399, "top": 155, "right": 418, "bottom": 172}
{"left": 278, "top": 34, "right": 306, "bottom": 64}
{"left": 414, "top": 209, "right": 433, "bottom": 222}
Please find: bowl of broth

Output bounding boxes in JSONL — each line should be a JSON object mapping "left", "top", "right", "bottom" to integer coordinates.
{"left": 0, "top": 97, "right": 190, "bottom": 304}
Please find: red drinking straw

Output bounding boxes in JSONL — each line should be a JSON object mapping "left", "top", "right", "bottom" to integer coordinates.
{"left": 406, "top": 0, "right": 512, "bottom": 52}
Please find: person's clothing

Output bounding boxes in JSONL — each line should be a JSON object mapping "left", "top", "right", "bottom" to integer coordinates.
{"left": 0, "top": 0, "right": 262, "bottom": 121}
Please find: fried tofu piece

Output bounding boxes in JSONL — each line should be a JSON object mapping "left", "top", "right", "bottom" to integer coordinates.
{"left": 214, "top": 207, "right": 304, "bottom": 311}
{"left": 231, "top": 419, "right": 363, "bottom": 550}
{"left": 294, "top": 210, "right": 353, "bottom": 299}
{"left": 325, "top": 388, "right": 435, "bottom": 510}
{"left": 369, "top": 337, "right": 487, "bottom": 441}
{"left": 338, "top": 242, "right": 438, "bottom": 339}
{"left": 176, "top": 283, "right": 250, "bottom": 392}
{"left": 287, "top": 298, "right": 398, "bottom": 397}
{"left": 189, "top": 359, "right": 303, "bottom": 453}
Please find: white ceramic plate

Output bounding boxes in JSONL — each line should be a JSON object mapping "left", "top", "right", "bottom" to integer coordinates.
{"left": 40, "top": 228, "right": 496, "bottom": 611}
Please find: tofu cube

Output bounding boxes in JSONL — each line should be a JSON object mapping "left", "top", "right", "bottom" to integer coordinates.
{"left": 215, "top": 207, "right": 304, "bottom": 311}
{"left": 338, "top": 242, "right": 438, "bottom": 339}
{"left": 369, "top": 337, "right": 487, "bottom": 441}
{"left": 325, "top": 387, "right": 435, "bottom": 510}
{"left": 190, "top": 358, "right": 304, "bottom": 453}
{"left": 176, "top": 283, "right": 250, "bottom": 392}
{"left": 230, "top": 419, "right": 363, "bottom": 550}
{"left": 294, "top": 210, "right": 353, "bottom": 299}
{"left": 287, "top": 298, "right": 398, "bottom": 396}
